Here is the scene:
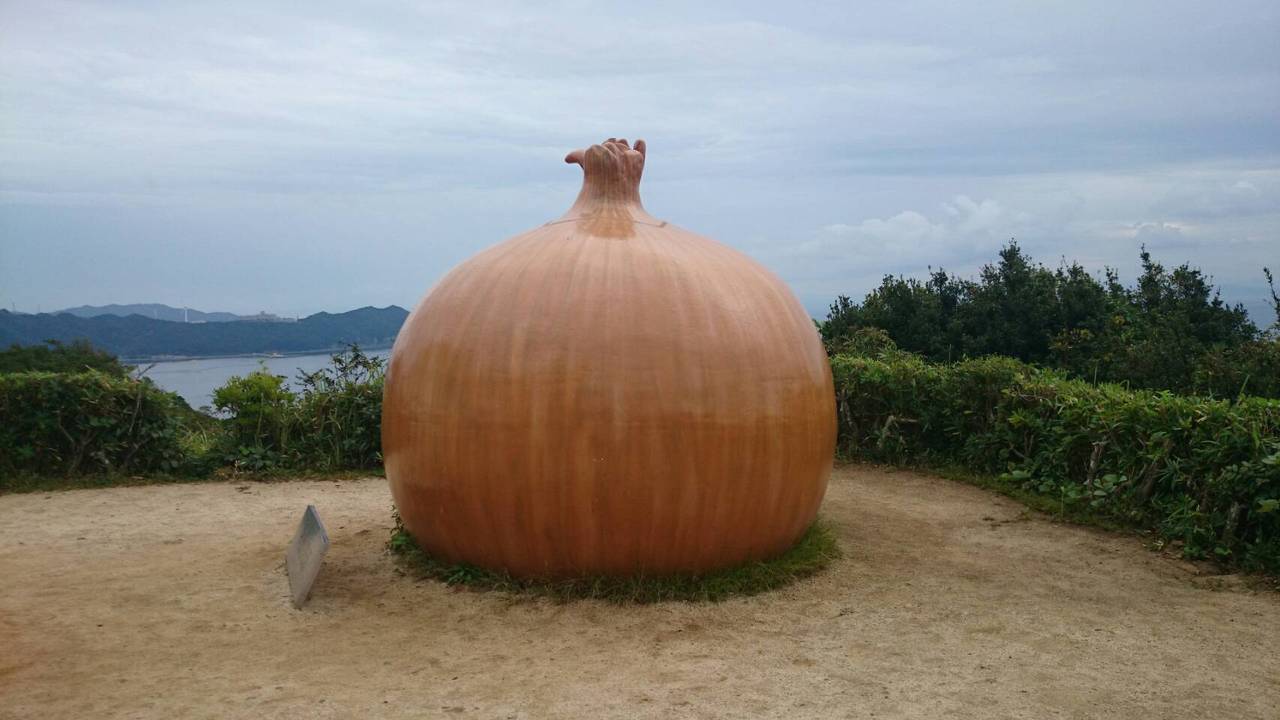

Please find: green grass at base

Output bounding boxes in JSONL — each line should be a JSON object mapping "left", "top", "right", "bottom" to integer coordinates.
{"left": 836, "top": 456, "right": 1135, "bottom": 533}
{"left": 0, "top": 467, "right": 384, "bottom": 495}
{"left": 388, "top": 517, "right": 841, "bottom": 604}
{"left": 846, "top": 458, "right": 1279, "bottom": 590}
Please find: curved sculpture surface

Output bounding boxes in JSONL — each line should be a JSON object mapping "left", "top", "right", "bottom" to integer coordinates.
{"left": 383, "top": 138, "right": 835, "bottom": 578}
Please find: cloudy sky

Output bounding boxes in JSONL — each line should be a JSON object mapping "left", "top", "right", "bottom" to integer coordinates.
{"left": 2, "top": 1, "right": 1277, "bottom": 322}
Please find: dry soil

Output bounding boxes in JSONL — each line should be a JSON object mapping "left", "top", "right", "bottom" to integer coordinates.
{"left": 1, "top": 465, "right": 1277, "bottom": 719}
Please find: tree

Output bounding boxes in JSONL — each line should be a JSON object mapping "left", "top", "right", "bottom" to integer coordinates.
{"left": 820, "top": 243, "right": 1277, "bottom": 397}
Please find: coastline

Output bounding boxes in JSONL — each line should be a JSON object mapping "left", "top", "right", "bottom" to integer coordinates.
{"left": 122, "top": 344, "right": 393, "bottom": 365}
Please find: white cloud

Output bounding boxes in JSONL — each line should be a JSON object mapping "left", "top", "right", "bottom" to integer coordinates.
{"left": 803, "top": 196, "right": 1021, "bottom": 266}
{"left": 753, "top": 166, "right": 1279, "bottom": 323}
{"left": 1123, "top": 221, "right": 1197, "bottom": 247}
{"left": 1154, "top": 174, "right": 1277, "bottom": 219}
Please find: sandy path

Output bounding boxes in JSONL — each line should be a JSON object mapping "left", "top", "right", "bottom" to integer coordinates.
{"left": 1, "top": 466, "right": 1276, "bottom": 719}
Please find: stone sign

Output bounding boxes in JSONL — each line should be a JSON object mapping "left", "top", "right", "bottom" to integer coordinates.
{"left": 286, "top": 504, "right": 330, "bottom": 608}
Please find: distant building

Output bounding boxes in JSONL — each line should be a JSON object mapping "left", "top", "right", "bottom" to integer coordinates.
{"left": 238, "top": 311, "right": 295, "bottom": 323}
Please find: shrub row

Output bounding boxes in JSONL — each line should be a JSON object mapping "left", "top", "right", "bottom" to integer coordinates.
{"left": 0, "top": 371, "right": 186, "bottom": 476}
{"left": 831, "top": 352, "right": 1280, "bottom": 572}
{"left": 0, "top": 346, "right": 386, "bottom": 484}
{"left": 7, "top": 341, "right": 1277, "bottom": 576}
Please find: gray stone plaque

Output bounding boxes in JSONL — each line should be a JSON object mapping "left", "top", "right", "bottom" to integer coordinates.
{"left": 286, "top": 504, "right": 330, "bottom": 608}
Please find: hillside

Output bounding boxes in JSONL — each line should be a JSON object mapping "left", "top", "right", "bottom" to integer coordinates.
{"left": 55, "top": 304, "right": 244, "bottom": 323}
{"left": 0, "top": 306, "right": 409, "bottom": 359}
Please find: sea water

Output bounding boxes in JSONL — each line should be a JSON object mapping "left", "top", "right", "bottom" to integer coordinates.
{"left": 136, "top": 349, "right": 391, "bottom": 409}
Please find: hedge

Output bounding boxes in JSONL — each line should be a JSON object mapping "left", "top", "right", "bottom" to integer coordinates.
{"left": 831, "top": 353, "right": 1280, "bottom": 572}
{"left": 6, "top": 347, "right": 1277, "bottom": 575}
{"left": 0, "top": 371, "right": 186, "bottom": 476}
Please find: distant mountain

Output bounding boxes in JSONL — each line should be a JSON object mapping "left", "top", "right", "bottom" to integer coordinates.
{"left": 0, "top": 306, "right": 409, "bottom": 359}
{"left": 55, "top": 304, "right": 245, "bottom": 323}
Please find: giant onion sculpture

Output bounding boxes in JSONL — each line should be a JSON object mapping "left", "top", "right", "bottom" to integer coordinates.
{"left": 383, "top": 138, "right": 835, "bottom": 578}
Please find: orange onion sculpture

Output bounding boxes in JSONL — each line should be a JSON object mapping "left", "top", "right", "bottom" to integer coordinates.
{"left": 383, "top": 138, "right": 835, "bottom": 578}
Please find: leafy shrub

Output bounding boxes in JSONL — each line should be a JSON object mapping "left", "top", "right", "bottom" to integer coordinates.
{"left": 1191, "top": 339, "right": 1280, "bottom": 399}
{"left": 0, "top": 339, "right": 130, "bottom": 376}
{"left": 210, "top": 345, "right": 385, "bottom": 471}
{"left": 292, "top": 347, "right": 385, "bottom": 469}
{"left": 0, "top": 371, "right": 185, "bottom": 476}
{"left": 824, "top": 326, "right": 899, "bottom": 357}
{"left": 1, "top": 345, "right": 385, "bottom": 482}
{"left": 213, "top": 366, "right": 296, "bottom": 465}
{"left": 832, "top": 352, "right": 1280, "bottom": 572}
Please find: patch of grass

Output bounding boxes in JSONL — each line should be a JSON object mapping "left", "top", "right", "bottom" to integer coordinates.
{"left": 845, "top": 458, "right": 1138, "bottom": 533}
{"left": 217, "top": 466, "right": 385, "bottom": 483}
{"left": 388, "top": 513, "right": 841, "bottom": 604}
{"left": 927, "top": 463, "right": 1134, "bottom": 533}
{"left": 0, "top": 472, "right": 195, "bottom": 495}
{"left": 0, "top": 467, "right": 384, "bottom": 495}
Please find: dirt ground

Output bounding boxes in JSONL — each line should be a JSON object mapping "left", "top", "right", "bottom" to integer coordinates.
{"left": 1, "top": 466, "right": 1277, "bottom": 720}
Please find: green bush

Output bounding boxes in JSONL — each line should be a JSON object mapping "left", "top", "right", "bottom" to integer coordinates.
{"left": 832, "top": 352, "right": 1280, "bottom": 573}
{"left": 823, "top": 326, "right": 899, "bottom": 357}
{"left": 0, "top": 371, "right": 185, "bottom": 476}
{"left": 213, "top": 369, "right": 295, "bottom": 445}
{"left": 1191, "top": 339, "right": 1280, "bottom": 399}
{"left": 0, "top": 345, "right": 386, "bottom": 482}
{"left": 211, "top": 345, "right": 385, "bottom": 471}
{"left": 292, "top": 348, "right": 384, "bottom": 469}
{"left": 0, "top": 339, "right": 130, "bottom": 376}
{"left": 213, "top": 367, "right": 297, "bottom": 469}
